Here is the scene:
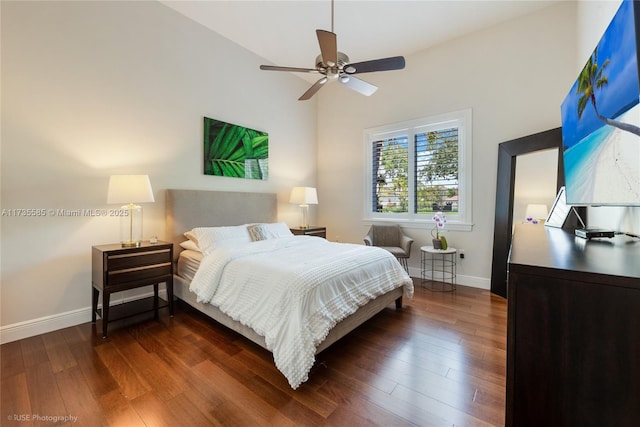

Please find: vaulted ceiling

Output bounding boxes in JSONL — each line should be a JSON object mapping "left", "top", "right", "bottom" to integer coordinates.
{"left": 162, "top": 0, "right": 560, "bottom": 82}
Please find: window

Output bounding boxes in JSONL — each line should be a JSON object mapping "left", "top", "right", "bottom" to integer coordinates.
{"left": 364, "top": 109, "right": 472, "bottom": 230}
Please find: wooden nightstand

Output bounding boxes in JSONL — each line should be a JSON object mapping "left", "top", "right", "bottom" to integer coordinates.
{"left": 290, "top": 226, "right": 326, "bottom": 238}
{"left": 91, "top": 241, "right": 174, "bottom": 338}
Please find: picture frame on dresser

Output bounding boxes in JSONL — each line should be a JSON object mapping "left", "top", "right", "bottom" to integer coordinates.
{"left": 544, "top": 186, "right": 572, "bottom": 228}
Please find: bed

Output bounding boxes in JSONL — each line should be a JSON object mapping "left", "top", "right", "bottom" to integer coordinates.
{"left": 165, "top": 189, "right": 413, "bottom": 389}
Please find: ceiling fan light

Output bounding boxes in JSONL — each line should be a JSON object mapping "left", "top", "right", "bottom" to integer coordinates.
{"left": 339, "top": 75, "right": 350, "bottom": 83}
{"left": 320, "top": 77, "right": 328, "bottom": 84}
{"left": 345, "top": 65, "right": 356, "bottom": 74}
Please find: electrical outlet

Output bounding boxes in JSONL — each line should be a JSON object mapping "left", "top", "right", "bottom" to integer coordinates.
{"left": 459, "top": 249, "right": 465, "bottom": 259}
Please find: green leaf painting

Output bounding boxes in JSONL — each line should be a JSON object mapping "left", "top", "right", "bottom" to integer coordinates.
{"left": 204, "top": 117, "right": 269, "bottom": 180}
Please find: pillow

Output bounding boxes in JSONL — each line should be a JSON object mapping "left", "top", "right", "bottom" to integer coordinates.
{"left": 189, "top": 225, "right": 252, "bottom": 254}
{"left": 184, "top": 230, "right": 198, "bottom": 244}
{"left": 248, "top": 222, "right": 294, "bottom": 241}
{"left": 262, "top": 222, "right": 294, "bottom": 238}
{"left": 179, "top": 240, "right": 201, "bottom": 252}
{"left": 247, "top": 224, "right": 268, "bottom": 241}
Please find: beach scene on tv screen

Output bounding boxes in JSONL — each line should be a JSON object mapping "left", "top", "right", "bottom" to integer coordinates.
{"left": 560, "top": 0, "right": 640, "bottom": 206}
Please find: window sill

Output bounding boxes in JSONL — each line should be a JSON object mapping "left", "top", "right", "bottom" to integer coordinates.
{"left": 363, "top": 219, "right": 473, "bottom": 232}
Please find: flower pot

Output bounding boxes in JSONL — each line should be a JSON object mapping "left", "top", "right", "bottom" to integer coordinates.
{"left": 432, "top": 236, "right": 448, "bottom": 250}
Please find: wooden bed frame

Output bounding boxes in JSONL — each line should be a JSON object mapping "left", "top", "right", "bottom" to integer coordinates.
{"left": 165, "top": 189, "right": 404, "bottom": 354}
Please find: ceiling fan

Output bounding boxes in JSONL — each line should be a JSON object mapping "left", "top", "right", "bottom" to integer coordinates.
{"left": 259, "top": 0, "right": 406, "bottom": 101}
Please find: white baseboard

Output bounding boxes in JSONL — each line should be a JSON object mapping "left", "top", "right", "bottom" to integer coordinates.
{"left": 0, "top": 289, "right": 168, "bottom": 344}
{"left": 0, "top": 272, "right": 493, "bottom": 345}
{"left": 407, "top": 266, "right": 490, "bottom": 290}
{"left": 455, "top": 274, "right": 491, "bottom": 290}
{"left": 0, "top": 307, "right": 92, "bottom": 345}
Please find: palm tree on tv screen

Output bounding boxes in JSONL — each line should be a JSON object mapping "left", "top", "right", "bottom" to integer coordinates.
{"left": 576, "top": 49, "right": 640, "bottom": 137}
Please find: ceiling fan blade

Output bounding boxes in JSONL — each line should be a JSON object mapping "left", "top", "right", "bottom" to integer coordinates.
{"left": 344, "top": 56, "right": 406, "bottom": 74}
{"left": 299, "top": 77, "right": 328, "bottom": 101}
{"left": 316, "top": 29, "right": 337, "bottom": 67}
{"left": 260, "top": 65, "right": 319, "bottom": 73}
{"left": 339, "top": 75, "right": 378, "bottom": 96}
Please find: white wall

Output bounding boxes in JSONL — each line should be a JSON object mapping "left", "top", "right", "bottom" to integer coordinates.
{"left": 0, "top": 1, "right": 318, "bottom": 341}
{"left": 576, "top": 0, "right": 640, "bottom": 233}
{"left": 316, "top": 2, "right": 578, "bottom": 286}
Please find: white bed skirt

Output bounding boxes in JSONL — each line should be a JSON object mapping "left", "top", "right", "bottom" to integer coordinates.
{"left": 173, "top": 273, "right": 404, "bottom": 354}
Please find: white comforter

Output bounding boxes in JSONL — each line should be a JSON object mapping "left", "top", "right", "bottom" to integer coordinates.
{"left": 189, "top": 236, "right": 413, "bottom": 389}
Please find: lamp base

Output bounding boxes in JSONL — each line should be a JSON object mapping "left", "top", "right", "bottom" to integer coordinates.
{"left": 299, "top": 204, "right": 310, "bottom": 230}
{"left": 120, "top": 204, "right": 143, "bottom": 248}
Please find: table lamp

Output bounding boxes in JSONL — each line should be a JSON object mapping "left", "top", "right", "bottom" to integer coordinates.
{"left": 289, "top": 187, "right": 318, "bottom": 229}
{"left": 107, "top": 175, "right": 155, "bottom": 247}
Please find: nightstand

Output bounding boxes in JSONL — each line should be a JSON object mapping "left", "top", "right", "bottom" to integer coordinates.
{"left": 91, "top": 241, "right": 174, "bottom": 338}
{"left": 290, "top": 226, "right": 326, "bottom": 238}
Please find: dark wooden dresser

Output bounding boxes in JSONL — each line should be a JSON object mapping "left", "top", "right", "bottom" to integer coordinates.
{"left": 506, "top": 224, "right": 640, "bottom": 427}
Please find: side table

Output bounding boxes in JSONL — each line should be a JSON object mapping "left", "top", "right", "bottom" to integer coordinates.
{"left": 289, "top": 226, "right": 326, "bottom": 238}
{"left": 91, "top": 241, "right": 174, "bottom": 338}
{"left": 420, "top": 245, "right": 457, "bottom": 292}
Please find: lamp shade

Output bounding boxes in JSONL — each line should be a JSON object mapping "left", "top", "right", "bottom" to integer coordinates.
{"left": 525, "top": 203, "right": 548, "bottom": 220}
{"left": 107, "top": 175, "right": 155, "bottom": 204}
{"left": 289, "top": 187, "right": 318, "bottom": 205}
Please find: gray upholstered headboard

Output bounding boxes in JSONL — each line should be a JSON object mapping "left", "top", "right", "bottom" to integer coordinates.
{"left": 165, "top": 189, "right": 278, "bottom": 260}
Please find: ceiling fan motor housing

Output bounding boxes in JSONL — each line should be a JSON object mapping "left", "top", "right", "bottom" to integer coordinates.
{"left": 260, "top": 18, "right": 404, "bottom": 100}
{"left": 316, "top": 52, "right": 350, "bottom": 78}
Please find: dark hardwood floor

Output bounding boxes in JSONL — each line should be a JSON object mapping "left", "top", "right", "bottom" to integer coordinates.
{"left": 1, "top": 279, "right": 507, "bottom": 426}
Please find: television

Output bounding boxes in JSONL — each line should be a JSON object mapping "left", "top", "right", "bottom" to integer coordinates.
{"left": 560, "top": 0, "right": 640, "bottom": 206}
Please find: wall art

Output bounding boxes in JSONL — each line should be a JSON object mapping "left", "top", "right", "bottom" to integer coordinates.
{"left": 203, "top": 117, "right": 268, "bottom": 180}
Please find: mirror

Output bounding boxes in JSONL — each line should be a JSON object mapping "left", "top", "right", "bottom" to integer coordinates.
{"left": 513, "top": 149, "right": 559, "bottom": 223}
{"left": 490, "top": 128, "right": 563, "bottom": 298}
